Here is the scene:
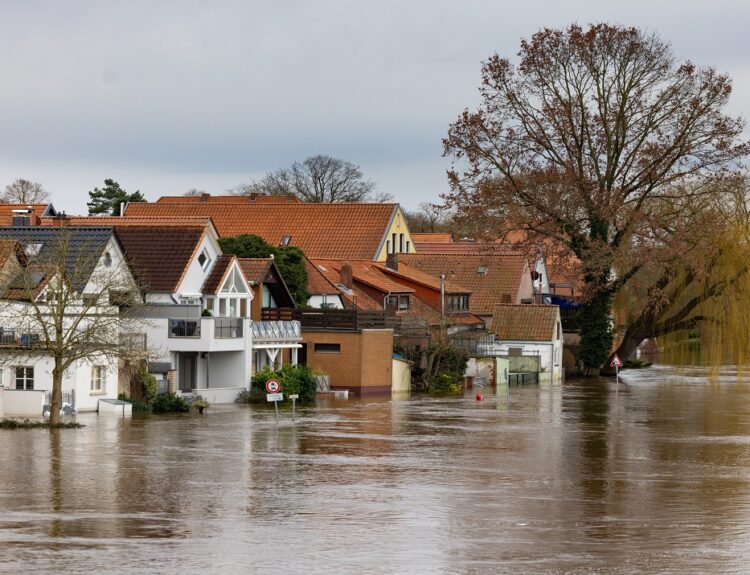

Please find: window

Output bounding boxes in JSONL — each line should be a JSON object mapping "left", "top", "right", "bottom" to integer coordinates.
{"left": 314, "top": 343, "right": 341, "bottom": 354}
{"left": 103, "top": 251, "right": 112, "bottom": 267}
{"left": 391, "top": 233, "right": 397, "bottom": 253}
{"left": 405, "top": 240, "right": 410, "bottom": 253}
{"left": 198, "top": 248, "right": 212, "bottom": 271}
{"left": 15, "top": 367, "right": 33, "bottom": 390}
{"left": 24, "top": 242, "right": 43, "bottom": 256}
{"left": 81, "top": 294, "right": 99, "bottom": 307}
{"left": 280, "top": 235, "right": 292, "bottom": 246}
{"left": 386, "top": 295, "right": 399, "bottom": 308}
{"left": 110, "top": 291, "right": 134, "bottom": 307}
{"left": 508, "top": 347, "right": 523, "bottom": 357}
{"left": 386, "top": 240, "right": 390, "bottom": 254}
{"left": 399, "top": 295, "right": 410, "bottom": 310}
{"left": 91, "top": 366, "right": 107, "bottom": 392}
{"left": 399, "top": 233, "right": 404, "bottom": 253}
{"left": 448, "top": 294, "right": 469, "bottom": 311}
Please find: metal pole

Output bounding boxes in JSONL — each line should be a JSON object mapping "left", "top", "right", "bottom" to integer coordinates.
{"left": 274, "top": 399, "right": 279, "bottom": 424}
{"left": 292, "top": 397, "right": 296, "bottom": 423}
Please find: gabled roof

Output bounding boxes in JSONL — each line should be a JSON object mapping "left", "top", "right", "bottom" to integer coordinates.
{"left": 124, "top": 202, "right": 400, "bottom": 260}
{"left": 0, "top": 204, "right": 56, "bottom": 226}
{"left": 114, "top": 226, "right": 206, "bottom": 292}
{"left": 411, "top": 233, "right": 453, "bottom": 244}
{"left": 400, "top": 253, "right": 528, "bottom": 315}
{"left": 202, "top": 255, "right": 236, "bottom": 294}
{"left": 157, "top": 194, "right": 302, "bottom": 204}
{"left": 237, "top": 258, "right": 273, "bottom": 284}
{"left": 0, "top": 239, "right": 23, "bottom": 268}
{"left": 490, "top": 304, "right": 559, "bottom": 342}
{"left": 413, "top": 241, "right": 521, "bottom": 255}
{"left": 0, "top": 227, "right": 115, "bottom": 293}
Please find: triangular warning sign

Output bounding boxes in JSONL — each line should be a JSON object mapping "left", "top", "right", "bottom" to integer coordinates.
{"left": 610, "top": 354, "right": 623, "bottom": 368}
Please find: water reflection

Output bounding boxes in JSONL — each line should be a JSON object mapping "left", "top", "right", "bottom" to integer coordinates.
{"left": 1, "top": 368, "right": 750, "bottom": 573}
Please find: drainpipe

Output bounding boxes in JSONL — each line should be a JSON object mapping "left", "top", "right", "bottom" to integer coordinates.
{"left": 440, "top": 274, "right": 446, "bottom": 321}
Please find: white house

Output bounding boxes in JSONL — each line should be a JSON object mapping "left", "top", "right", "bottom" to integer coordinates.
{"left": 0, "top": 227, "right": 140, "bottom": 413}
{"left": 115, "top": 224, "right": 254, "bottom": 404}
{"left": 489, "top": 304, "right": 563, "bottom": 384}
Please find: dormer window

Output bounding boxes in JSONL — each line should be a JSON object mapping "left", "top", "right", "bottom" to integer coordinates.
{"left": 198, "top": 248, "right": 211, "bottom": 271}
{"left": 477, "top": 266, "right": 488, "bottom": 276}
{"left": 280, "top": 235, "right": 292, "bottom": 246}
{"left": 24, "top": 243, "right": 43, "bottom": 257}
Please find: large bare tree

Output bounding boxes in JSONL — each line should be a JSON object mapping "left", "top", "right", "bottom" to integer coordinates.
{"left": 233, "top": 155, "right": 385, "bottom": 202}
{"left": 443, "top": 23, "right": 749, "bottom": 372}
{"left": 0, "top": 229, "right": 144, "bottom": 424}
{"left": 2, "top": 178, "right": 49, "bottom": 203}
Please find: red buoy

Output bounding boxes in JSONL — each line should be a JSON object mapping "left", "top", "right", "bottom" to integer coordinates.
{"left": 476, "top": 393, "right": 484, "bottom": 401}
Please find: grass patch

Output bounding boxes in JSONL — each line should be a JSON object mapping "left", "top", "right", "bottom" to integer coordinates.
{"left": 0, "top": 418, "right": 83, "bottom": 429}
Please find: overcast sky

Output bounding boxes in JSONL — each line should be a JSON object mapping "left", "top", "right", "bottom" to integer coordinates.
{"left": 1, "top": 0, "right": 749, "bottom": 214}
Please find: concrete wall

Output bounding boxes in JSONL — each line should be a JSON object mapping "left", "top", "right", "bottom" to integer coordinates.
{"left": 302, "top": 329, "right": 394, "bottom": 396}
{"left": 392, "top": 358, "right": 411, "bottom": 394}
{"left": 494, "top": 340, "right": 563, "bottom": 384}
{"left": 193, "top": 387, "right": 245, "bottom": 404}
{"left": 203, "top": 351, "right": 248, "bottom": 390}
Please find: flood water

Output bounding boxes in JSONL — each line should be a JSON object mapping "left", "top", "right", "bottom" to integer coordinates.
{"left": 3, "top": 366, "right": 750, "bottom": 574}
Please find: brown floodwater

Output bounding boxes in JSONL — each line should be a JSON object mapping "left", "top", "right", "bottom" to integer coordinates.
{"left": 2, "top": 366, "right": 750, "bottom": 574}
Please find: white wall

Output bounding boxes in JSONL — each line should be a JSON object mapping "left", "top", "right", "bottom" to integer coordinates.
{"left": 176, "top": 231, "right": 222, "bottom": 297}
{"left": 494, "top": 341, "right": 563, "bottom": 384}
{"left": 308, "top": 294, "right": 344, "bottom": 309}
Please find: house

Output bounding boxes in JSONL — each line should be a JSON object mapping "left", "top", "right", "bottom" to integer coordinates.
{"left": 0, "top": 227, "right": 140, "bottom": 413}
{"left": 489, "top": 304, "right": 563, "bottom": 384}
{"left": 400, "top": 252, "right": 534, "bottom": 323}
{"left": 237, "top": 257, "right": 302, "bottom": 373}
{"left": 304, "top": 255, "right": 348, "bottom": 309}
{"left": 123, "top": 199, "right": 416, "bottom": 261}
{"left": 114, "top": 224, "right": 255, "bottom": 403}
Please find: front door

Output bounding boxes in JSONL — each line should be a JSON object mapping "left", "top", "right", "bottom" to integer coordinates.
{"left": 179, "top": 353, "right": 197, "bottom": 392}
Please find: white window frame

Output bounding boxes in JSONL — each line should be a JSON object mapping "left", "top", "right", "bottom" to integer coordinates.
{"left": 91, "top": 366, "right": 107, "bottom": 393}
{"left": 198, "top": 248, "right": 212, "bottom": 271}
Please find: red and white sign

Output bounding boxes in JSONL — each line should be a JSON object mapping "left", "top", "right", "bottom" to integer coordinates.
{"left": 265, "top": 379, "right": 281, "bottom": 393}
{"left": 610, "top": 354, "right": 623, "bottom": 368}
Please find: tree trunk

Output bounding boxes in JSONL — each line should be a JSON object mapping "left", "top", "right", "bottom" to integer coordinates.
{"left": 601, "top": 321, "right": 649, "bottom": 376}
{"left": 49, "top": 360, "right": 64, "bottom": 426}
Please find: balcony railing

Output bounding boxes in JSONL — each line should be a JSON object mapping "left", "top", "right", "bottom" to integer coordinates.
{"left": 261, "top": 308, "right": 429, "bottom": 336}
{"left": 0, "top": 329, "right": 42, "bottom": 347}
{"left": 214, "top": 317, "right": 243, "bottom": 339}
{"left": 169, "top": 319, "right": 200, "bottom": 338}
{"left": 252, "top": 320, "right": 302, "bottom": 342}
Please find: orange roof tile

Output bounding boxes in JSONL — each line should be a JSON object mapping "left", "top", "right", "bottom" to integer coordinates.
{"left": 0, "top": 204, "right": 53, "bottom": 226}
{"left": 304, "top": 256, "right": 341, "bottom": 296}
{"left": 237, "top": 258, "right": 273, "bottom": 284}
{"left": 490, "top": 304, "right": 559, "bottom": 341}
{"left": 411, "top": 233, "right": 452, "bottom": 244}
{"left": 400, "top": 253, "right": 528, "bottom": 315}
{"left": 124, "top": 202, "right": 398, "bottom": 259}
{"left": 413, "top": 241, "right": 522, "bottom": 256}
{"left": 311, "top": 259, "right": 414, "bottom": 294}
{"left": 157, "top": 194, "right": 302, "bottom": 204}
{"left": 375, "top": 261, "right": 470, "bottom": 294}
{"left": 40, "top": 215, "right": 214, "bottom": 227}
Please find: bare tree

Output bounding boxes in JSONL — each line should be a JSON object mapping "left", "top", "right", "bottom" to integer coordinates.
{"left": 0, "top": 229, "right": 144, "bottom": 424}
{"left": 2, "top": 179, "right": 49, "bottom": 203}
{"left": 234, "top": 155, "right": 379, "bottom": 202}
{"left": 184, "top": 188, "right": 207, "bottom": 197}
{"left": 443, "top": 23, "right": 749, "bottom": 371}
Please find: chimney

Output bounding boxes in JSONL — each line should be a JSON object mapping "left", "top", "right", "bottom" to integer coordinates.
{"left": 200, "top": 193, "right": 210, "bottom": 202}
{"left": 340, "top": 261, "right": 353, "bottom": 289}
{"left": 52, "top": 212, "right": 69, "bottom": 227}
{"left": 501, "top": 293, "right": 512, "bottom": 304}
{"left": 386, "top": 252, "right": 398, "bottom": 271}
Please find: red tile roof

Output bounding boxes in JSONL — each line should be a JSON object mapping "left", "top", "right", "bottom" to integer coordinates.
{"left": 413, "top": 241, "right": 521, "bottom": 255}
{"left": 0, "top": 240, "right": 21, "bottom": 268}
{"left": 311, "top": 259, "right": 414, "bottom": 294}
{"left": 375, "top": 261, "right": 470, "bottom": 294}
{"left": 157, "top": 194, "right": 302, "bottom": 204}
{"left": 0, "top": 204, "right": 52, "bottom": 226}
{"left": 411, "top": 233, "right": 452, "bottom": 244}
{"left": 304, "top": 257, "right": 342, "bottom": 296}
{"left": 490, "top": 304, "right": 559, "bottom": 341}
{"left": 114, "top": 226, "right": 206, "bottom": 292}
{"left": 400, "top": 253, "right": 529, "bottom": 315}
{"left": 237, "top": 258, "right": 273, "bottom": 284}
{"left": 124, "top": 202, "right": 398, "bottom": 259}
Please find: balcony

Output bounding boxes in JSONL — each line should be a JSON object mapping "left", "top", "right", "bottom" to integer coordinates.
{"left": 169, "top": 317, "right": 244, "bottom": 339}
{"left": 252, "top": 320, "right": 302, "bottom": 343}
{"left": 0, "top": 329, "right": 42, "bottom": 348}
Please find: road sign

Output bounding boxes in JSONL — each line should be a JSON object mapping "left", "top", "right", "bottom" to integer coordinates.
{"left": 265, "top": 379, "right": 281, "bottom": 393}
{"left": 266, "top": 392, "right": 283, "bottom": 402}
{"left": 289, "top": 394, "right": 299, "bottom": 400}
{"left": 610, "top": 354, "right": 623, "bottom": 368}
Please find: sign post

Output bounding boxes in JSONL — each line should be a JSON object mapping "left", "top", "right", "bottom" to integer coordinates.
{"left": 265, "top": 379, "right": 282, "bottom": 423}
{"left": 610, "top": 354, "right": 623, "bottom": 385}
{"left": 289, "top": 394, "right": 299, "bottom": 422}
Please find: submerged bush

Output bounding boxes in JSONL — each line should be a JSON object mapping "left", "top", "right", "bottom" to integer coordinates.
{"left": 428, "top": 372, "right": 463, "bottom": 396}
{"left": 0, "top": 418, "right": 82, "bottom": 429}
{"left": 152, "top": 392, "right": 190, "bottom": 413}
{"left": 236, "top": 365, "right": 317, "bottom": 404}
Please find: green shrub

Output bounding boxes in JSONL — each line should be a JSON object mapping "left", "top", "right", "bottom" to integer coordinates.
{"left": 237, "top": 365, "right": 317, "bottom": 404}
{"left": 141, "top": 371, "right": 158, "bottom": 403}
{"left": 152, "top": 392, "right": 190, "bottom": 413}
{"left": 428, "top": 371, "right": 463, "bottom": 396}
{"left": 117, "top": 392, "right": 152, "bottom": 413}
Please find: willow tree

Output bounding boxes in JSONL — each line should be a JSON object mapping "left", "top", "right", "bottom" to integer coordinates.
{"left": 443, "top": 23, "right": 749, "bottom": 373}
